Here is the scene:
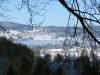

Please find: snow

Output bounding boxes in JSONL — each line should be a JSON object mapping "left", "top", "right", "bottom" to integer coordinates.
{"left": 9, "top": 30, "right": 20, "bottom": 34}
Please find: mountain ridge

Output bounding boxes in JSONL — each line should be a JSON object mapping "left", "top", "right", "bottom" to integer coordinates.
{"left": 0, "top": 21, "right": 100, "bottom": 38}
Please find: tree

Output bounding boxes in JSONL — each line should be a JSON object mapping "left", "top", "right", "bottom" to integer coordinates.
{"left": 80, "top": 49, "right": 87, "bottom": 56}
{"left": 54, "top": 54, "right": 64, "bottom": 63}
{"left": 7, "top": 66, "right": 16, "bottom": 75}
{"left": 0, "top": 0, "right": 100, "bottom": 46}
{"left": 58, "top": 0, "right": 100, "bottom": 46}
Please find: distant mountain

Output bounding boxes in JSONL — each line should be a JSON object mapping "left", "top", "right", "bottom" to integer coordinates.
{"left": 0, "top": 21, "right": 32, "bottom": 31}
{"left": 0, "top": 21, "right": 67, "bottom": 35}
{"left": 0, "top": 21, "right": 100, "bottom": 38}
{"left": 0, "top": 21, "right": 66, "bottom": 33}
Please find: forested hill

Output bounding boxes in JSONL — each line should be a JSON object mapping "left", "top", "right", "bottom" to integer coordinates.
{"left": 0, "top": 21, "right": 100, "bottom": 38}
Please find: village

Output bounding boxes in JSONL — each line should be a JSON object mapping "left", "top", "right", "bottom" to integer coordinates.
{"left": 40, "top": 46, "right": 100, "bottom": 60}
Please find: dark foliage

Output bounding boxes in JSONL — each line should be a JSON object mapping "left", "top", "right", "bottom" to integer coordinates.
{"left": 0, "top": 37, "right": 100, "bottom": 75}
{"left": 54, "top": 54, "right": 64, "bottom": 63}
{"left": 33, "top": 57, "right": 52, "bottom": 75}
{"left": 7, "top": 66, "right": 16, "bottom": 75}
{"left": 20, "top": 56, "right": 32, "bottom": 75}
{"left": 0, "top": 37, "right": 34, "bottom": 59}
{"left": 81, "top": 65, "right": 98, "bottom": 75}
{"left": 54, "top": 66, "right": 63, "bottom": 75}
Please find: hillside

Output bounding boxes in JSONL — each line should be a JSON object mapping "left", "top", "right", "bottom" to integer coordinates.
{"left": 0, "top": 21, "right": 67, "bottom": 40}
{"left": 0, "top": 21, "right": 100, "bottom": 46}
{"left": 0, "top": 21, "right": 80, "bottom": 37}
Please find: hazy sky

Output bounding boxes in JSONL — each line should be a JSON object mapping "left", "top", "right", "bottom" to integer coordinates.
{"left": 0, "top": 1, "right": 69, "bottom": 27}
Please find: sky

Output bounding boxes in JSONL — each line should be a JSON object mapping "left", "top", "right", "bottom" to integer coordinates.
{"left": 0, "top": 1, "right": 69, "bottom": 27}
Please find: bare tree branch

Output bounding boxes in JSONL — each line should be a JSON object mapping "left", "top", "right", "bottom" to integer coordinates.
{"left": 58, "top": 0, "right": 100, "bottom": 45}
